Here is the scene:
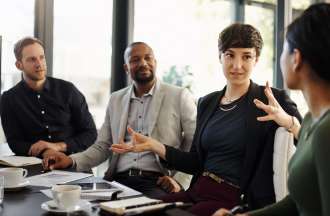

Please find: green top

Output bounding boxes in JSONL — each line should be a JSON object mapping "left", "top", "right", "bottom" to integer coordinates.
{"left": 249, "top": 110, "right": 330, "bottom": 216}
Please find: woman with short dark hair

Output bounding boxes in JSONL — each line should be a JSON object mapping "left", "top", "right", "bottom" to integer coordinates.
{"left": 112, "top": 23, "right": 301, "bottom": 216}
{"left": 214, "top": 3, "right": 330, "bottom": 216}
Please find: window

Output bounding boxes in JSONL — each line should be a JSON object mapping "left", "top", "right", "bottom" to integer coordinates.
{"left": 134, "top": 0, "right": 235, "bottom": 99}
{"left": 245, "top": 2, "right": 275, "bottom": 86}
{"left": 53, "top": 0, "right": 112, "bottom": 128}
{"left": 292, "top": 0, "right": 314, "bottom": 10}
{"left": 292, "top": 0, "right": 314, "bottom": 19}
{"left": 249, "top": 0, "right": 276, "bottom": 4}
{"left": 0, "top": 0, "right": 35, "bottom": 93}
{"left": 289, "top": 0, "right": 315, "bottom": 117}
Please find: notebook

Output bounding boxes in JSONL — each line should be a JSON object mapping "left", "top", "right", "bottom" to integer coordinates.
{"left": 0, "top": 156, "right": 42, "bottom": 167}
{"left": 100, "top": 196, "right": 184, "bottom": 215}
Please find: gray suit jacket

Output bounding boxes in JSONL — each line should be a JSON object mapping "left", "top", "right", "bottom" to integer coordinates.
{"left": 70, "top": 81, "right": 197, "bottom": 188}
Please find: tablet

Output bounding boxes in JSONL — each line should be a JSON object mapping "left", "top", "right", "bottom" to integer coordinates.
{"left": 74, "top": 182, "right": 114, "bottom": 191}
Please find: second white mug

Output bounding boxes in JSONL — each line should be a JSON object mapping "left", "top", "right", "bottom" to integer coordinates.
{"left": 51, "top": 185, "right": 81, "bottom": 210}
{"left": 0, "top": 167, "right": 28, "bottom": 187}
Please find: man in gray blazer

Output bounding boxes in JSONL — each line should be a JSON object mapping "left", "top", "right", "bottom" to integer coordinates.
{"left": 43, "top": 42, "right": 197, "bottom": 198}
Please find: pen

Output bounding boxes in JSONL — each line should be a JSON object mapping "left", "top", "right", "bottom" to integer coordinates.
{"left": 227, "top": 204, "right": 248, "bottom": 216}
{"left": 41, "top": 159, "right": 55, "bottom": 173}
{"left": 125, "top": 202, "right": 190, "bottom": 216}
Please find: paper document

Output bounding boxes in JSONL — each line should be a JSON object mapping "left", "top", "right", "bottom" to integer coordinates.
{"left": 110, "top": 181, "right": 142, "bottom": 198}
{"left": 41, "top": 180, "right": 142, "bottom": 201}
{"left": 41, "top": 188, "right": 122, "bottom": 201}
{"left": 27, "top": 170, "right": 93, "bottom": 187}
{"left": 0, "top": 156, "right": 41, "bottom": 167}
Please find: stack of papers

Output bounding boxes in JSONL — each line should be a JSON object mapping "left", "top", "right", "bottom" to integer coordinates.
{"left": 41, "top": 188, "right": 123, "bottom": 201}
{"left": 0, "top": 156, "right": 41, "bottom": 167}
{"left": 27, "top": 170, "right": 93, "bottom": 187}
{"left": 41, "top": 180, "right": 142, "bottom": 201}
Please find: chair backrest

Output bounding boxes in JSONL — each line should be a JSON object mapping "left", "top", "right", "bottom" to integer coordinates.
{"left": 273, "top": 127, "right": 296, "bottom": 201}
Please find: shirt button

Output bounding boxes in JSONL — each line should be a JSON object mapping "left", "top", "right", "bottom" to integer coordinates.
{"left": 37, "top": 94, "right": 40, "bottom": 99}
{"left": 134, "top": 159, "right": 137, "bottom": 161}
{"left": 138, "top": 116, "right": 141, "bottom": 118}
{"left": 48, "top": 135, "right": 52, "bottom": 139}
{"left": 45, "top": 125, "right": 49, "bottom": 129}
{"left": 41, "top": 110, "right": 45, "bottom": 114}
{"left": 141, "top": 101, "right": 143, "bottom": 104}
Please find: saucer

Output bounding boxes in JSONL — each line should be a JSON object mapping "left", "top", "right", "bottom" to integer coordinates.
{"left": 41, "top": 200, "right": 92, "bottom": 213}
{"left": 4, "top": 180, "right": 30, "bottom": 190}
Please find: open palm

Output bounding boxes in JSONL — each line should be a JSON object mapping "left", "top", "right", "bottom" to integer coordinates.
{"left": 111, "top": 127, "right": 154, "bottom": 153}
{"left": 253, "top": 81, "right": 292, "bottom": 128}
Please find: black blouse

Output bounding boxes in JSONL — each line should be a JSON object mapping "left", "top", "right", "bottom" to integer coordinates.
{"left": 201, "top": 95, "right": 247, "bottom": 185}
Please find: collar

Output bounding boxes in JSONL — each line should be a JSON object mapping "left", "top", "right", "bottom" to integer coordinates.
{"left": 130, "top": 79, "right": 158, "bottom": 99}
{"left": 21, "top": 77, "right": 50, "bottom": 93}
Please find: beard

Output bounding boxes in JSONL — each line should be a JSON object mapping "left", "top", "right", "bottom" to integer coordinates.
{"left": 21, "top": 62, "right": 47, "bottom": 81}
{"left": 133, "top": 67, "right": 155, "bottom": 84}
{"left": 23, "top": 69, "right": 46, "bottom": 82}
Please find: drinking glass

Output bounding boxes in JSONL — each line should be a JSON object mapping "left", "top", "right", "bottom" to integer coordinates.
{"left": 0, "top": 175, "right": 4, "bottom": 204}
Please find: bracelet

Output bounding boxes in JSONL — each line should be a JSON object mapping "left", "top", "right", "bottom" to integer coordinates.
{"left": 287, "top": 116, "right": 295, "bottom": 132}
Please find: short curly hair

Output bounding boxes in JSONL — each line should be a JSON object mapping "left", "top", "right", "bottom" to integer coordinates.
{"left": 218, "top": 23, "right": 263, "bottom": 57}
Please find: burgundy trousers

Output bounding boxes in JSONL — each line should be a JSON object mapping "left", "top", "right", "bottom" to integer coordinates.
{"left": 161, "top": 176, "right": 240, "bottom": 216}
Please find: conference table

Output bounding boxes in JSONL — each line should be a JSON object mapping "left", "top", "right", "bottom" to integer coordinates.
{"left": 0, "top": 144, "right": 195, "bottom": 216}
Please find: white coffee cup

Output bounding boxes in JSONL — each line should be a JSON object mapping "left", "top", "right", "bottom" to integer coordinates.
{"left": 0, "top": 168, "right": 28, "bottom": 187}
{"left": 51, "top": 185, "right": 81, "bottom": 210}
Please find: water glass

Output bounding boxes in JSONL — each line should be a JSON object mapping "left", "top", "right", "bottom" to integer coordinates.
{"left": 0, "top": 175, "right": 4, "bottom": 204}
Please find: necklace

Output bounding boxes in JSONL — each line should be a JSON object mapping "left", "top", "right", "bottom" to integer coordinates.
{"left": 219, "top": 94, "right": 241, "bottom": 112}
{"left": 222, "top": 95, "right": 237, "bottom": 104}
{"left": 219, "top": 104, "right": 237, "bottom": 112}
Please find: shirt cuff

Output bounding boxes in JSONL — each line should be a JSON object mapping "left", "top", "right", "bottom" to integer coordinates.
{"left": 69, "top": 156, "right": 77, "bottom": 169}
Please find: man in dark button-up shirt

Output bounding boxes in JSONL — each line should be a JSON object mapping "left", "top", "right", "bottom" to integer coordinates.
{"left": 0, "top": 37, "right": 97, "bottom": 157}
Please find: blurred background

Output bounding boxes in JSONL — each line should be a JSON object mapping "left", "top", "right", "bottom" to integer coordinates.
{"left": 0, "top": 0, "right": 324, "bottom": 129}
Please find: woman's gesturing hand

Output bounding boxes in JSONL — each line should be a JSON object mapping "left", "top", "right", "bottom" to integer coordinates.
{"left": 111, "top": 126, "right": 167, "bottom": 159}
{"left": 254, "top": 81, "right": 292, "bottom": 128}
